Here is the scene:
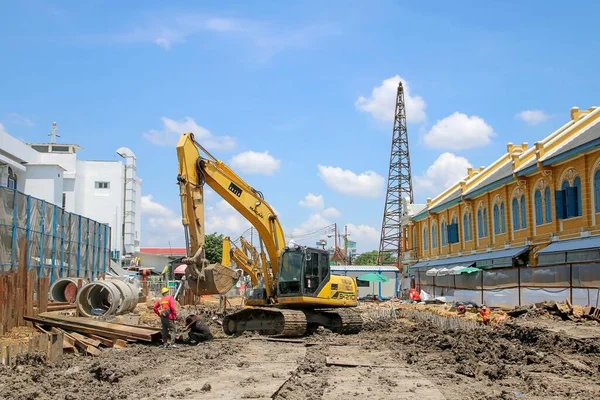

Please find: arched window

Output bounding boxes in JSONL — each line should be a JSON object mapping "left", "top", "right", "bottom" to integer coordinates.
{"left": 463, "top": 213, "right": 469, "bottom": 241}
{"left": 477, "top": 209, "right": 483, "bottom": 238}
{"left": 500, "top": 202, "right": 506, "bottom": 233}
{"left": 512, "top": 198, "right": 520, "bottom": 230}
{"left": 595, "top": 170, "right": 600, "bottom": 213}
{"left": 441, "top": 221, "right": 447, "bottom": 246}
{"left": 520, "top": 196, "right": 527, "bottom": 228}
{"left": 431, "top": 224, "right": 437, "bottom": 249}
{"left": 574, "top": 176, "right": 582, "bottom": 216}
{"left": 544, "top": 186, "right": 552, "bottom": 223}
{"left": 412, "top": 227, "right": 416, "bottom": 250}
{"left": 534, "top": 190, "right": 543, "bottom": 226}
{"left": 423, "top": 225, "right": 428, "bottom": 251}
{"left": 468, "top": 213, "right": 473, "bottom": 240}
{"left": 493, "top": 204, "right": 500, "bottom": 234}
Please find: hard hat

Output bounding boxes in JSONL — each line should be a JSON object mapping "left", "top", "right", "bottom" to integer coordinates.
{"left": 161, "top": 287, "right": 169, "bottom": 295}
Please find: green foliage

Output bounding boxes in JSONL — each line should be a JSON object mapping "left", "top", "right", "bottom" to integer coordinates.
{"left": 205, "top": 232, "right": 224, "bottom": 264}
{"left": 353, "top": 250, "right": 395, "bottom": 266}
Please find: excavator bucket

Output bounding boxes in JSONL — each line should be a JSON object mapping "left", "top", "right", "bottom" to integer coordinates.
{"left": 186, "top": 262, "right": 240, "bottom": 295}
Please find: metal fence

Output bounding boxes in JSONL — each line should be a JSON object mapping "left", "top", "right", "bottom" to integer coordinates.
{"left": 0, "top": 186, "right": 111, "bottom": 282}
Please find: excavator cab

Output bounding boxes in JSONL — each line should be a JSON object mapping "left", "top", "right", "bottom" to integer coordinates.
{"left": 278, "top": 245, "right": 331, "bottom": 297}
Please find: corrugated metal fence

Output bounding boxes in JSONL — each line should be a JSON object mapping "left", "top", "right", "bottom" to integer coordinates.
{"left": 0, "top": 186, "right": 111, "bottom": 282}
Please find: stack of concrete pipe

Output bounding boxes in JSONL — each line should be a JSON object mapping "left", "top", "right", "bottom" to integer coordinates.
{"left": 76, "top": 279, "right": 139, "bottom": 317}
{"left": 49, "top": 278, "right": 88, "bottom": 303}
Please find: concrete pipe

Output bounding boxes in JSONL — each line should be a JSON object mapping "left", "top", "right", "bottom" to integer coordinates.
{"left": 76, "top": 279, "right": 139, "bottom": 317}
{"left": 50, "top": 278, "right": 81, "bottom": 303}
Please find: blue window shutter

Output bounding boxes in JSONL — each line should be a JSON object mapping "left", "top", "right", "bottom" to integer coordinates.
{"left": 493, "top": 205, "right": 500, "bottom": 234}
{"left": 469, "top": 214, "right": 473, "bottom": 240}
{"left": 477, "top": 210, "right": 483, "bottom": 238}
{"left": 595, "top": 170, "right": 600, "bottom": 213}
{"left": 534, "top": 190, "right": 542, "bottom": 226}
{"left": 446, "top": 223, "right": 451, "bottom": 243}
{"left": 555, "top": 190, "right": 566, "bottom": 219}
{"left": 412, "top": 227, "right": 416, "bottom": 249}
{"left": 500, "top": 203, "right": 506, "bottom": 233}
{"left": 544, "top": 187, "right": 552, "bottom": 222}
{"left": 520, "top": 196, "right": 527, "bottom": 228}
{"left": 463, "top": 214, "right": 468, "bottom": 241}
{"left": 432, "top": 225, "right": 437, "bottom": 248}
{"left": 566, "top": 186, "right": 577, "bottom": 218}
{"left": 512, "top": 198, "right": 520, "bottom": 230}
{"left": 483, "top": 208, "right": 488, "bottom": 236}
{"left": 574, "top": 176, "right": 581, "bottom": 216}
{"left": 423, "top": 227, "right": 428, "bottom": 250}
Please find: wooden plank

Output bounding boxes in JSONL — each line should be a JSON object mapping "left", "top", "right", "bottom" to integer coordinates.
{"left": 37, "top": 314, "right": 160, "bottom": 339}
{"left": 25, "top": 316, "right": 140, "bottom": 342}
{"left": 88, "top": 334, "right": 114, "bottom": 348}
{"left": 7, "top": 273, "right": 15, "bottom": 331}
{"left": 47, "top": 304, "right": 76, "bottom": 311}
{"left": 47, "top": 333, "right": 63, "bottom": 363}
{"left": 113, "top": 339, "right": 127, "bottom": 349}
{"left": 26, "top": 271, "right": 36, "bottom": 321}
{"left": 69, "top": 332, "right": 102, "bottom": 348}
{"left": 38, "top": 277, "right": 49, "bottom": 313}
{"left": 251, "top": 337, "right": 305, "bottom": 344}
{"left": 18, "top": 236, "right": 27, "bottom": 327}
{"left": 0, "top": 275, "right": 6, "bottom": 335}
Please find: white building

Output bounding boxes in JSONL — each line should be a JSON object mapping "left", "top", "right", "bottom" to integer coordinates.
{"left": 0, "top": 124, "right": 142, "bottom": 261}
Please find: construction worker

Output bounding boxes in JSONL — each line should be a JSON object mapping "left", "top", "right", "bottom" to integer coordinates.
{"left": 185, "top": 315, "right": 213, "bottom": 345}
{"left": 480, "top": 305, "right": 491, "bottom": 325}
{"left": 153, "top": 287, "right": 178, "bottom": 347}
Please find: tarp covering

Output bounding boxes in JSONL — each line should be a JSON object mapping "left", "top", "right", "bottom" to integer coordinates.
{"left": 537, "top": 236, "right": 600, "bottom": 265}
{"left": 410, "top": 246, "right": 529, "bottom": 271}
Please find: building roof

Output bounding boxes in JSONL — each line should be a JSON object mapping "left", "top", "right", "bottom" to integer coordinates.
{"left": 464, "top": 161, "right": 513, "bottom": 198}
{"left": 541, "top": 120, "right": 600, "bottom": 163}
{"left": 537, "top": 235, "right": 600, "bottom": 254}
{"left": 139, "top": 247, "right": 187, "bottom": 256}
{"left": 331, "top": 265, "right": 399, "bottom": 272}
{"left": 408, "top": 203, "right": 427, "bottom": 216}
{"left": 410, "top": 246, "right": 529, "bottom": 270}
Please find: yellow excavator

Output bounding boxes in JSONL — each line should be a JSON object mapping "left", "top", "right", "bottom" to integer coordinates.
{"left": 176, "top": 132, "right": 362, "bottom": 337}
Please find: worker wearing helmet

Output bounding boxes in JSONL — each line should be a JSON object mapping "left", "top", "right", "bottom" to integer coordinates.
{"left": 153, "top": 287, "right": 178, "bottom": 347}
{"left": 480, "top": 305, "right": 491, "bottom": 325}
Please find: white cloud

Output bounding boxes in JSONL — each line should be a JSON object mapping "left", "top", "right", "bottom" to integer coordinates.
{"left": 355, "top": 75, "right": 426, "bottom": 124}
{"left": 423, "top": 112, "right": 494, "bottom": 150}
{"left": 140, "top": 194, "right": 184, "bottom": 246}
{"left": 516, "top": 110, "right": 551, "bottom": 126}
{"left": 205, "top": 200, "right": 251, "bottom": 236}
{"left": 7, "top": 113, "right": 34, "bottom": 127}
{"left": 318, "top": 165, "right": 384, "bottom": 198}
{"left": 105, "top": 13, "right": 338, "bottom": 59}
{"left": 143, "top": 116, "right": 235, "bottom": 150}
{"left": 346, "top": 223, "right": 380, "bottom": 253}
{"left": 290, "top": 213, "right": 332, "bottom": 238}
{"left": 298, "top": 193, "right": 324, "bottom": 210}
{"left": 321, "top": 207, "right": 341, "bottom": 219}
{"left": 230, "top": 150, "right": 281, "bottom": 175}
{"left": 414, "top": 152, "right": 471, "bottom": 197}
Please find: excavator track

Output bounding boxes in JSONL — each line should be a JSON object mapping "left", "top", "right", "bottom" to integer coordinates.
{"left": 315, "top": 308, "right": 364, "bottom": 334}
{"left": 222, "top": 307, "right": 307, "bottom": 337}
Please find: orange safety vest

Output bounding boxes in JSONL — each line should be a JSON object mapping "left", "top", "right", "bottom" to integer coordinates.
{"left": 480, "top": 308, "right": 491, "bottom": 322}
{"left": 160, "top": 297, "right": 170, "bottom": 311}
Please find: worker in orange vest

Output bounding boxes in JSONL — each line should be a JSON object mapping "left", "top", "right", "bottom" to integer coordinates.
{"left": 480, "top": 305, "right": 491, "bottom": 325}
{"left": 153, "top": 287, "right": 178, "bottom": 347}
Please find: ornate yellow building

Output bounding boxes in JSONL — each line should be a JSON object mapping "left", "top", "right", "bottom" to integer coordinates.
{"left": 403, "top": 107, "right": 600, "bottom": 307}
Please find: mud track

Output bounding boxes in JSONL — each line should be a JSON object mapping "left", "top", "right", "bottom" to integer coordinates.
{"left": 1, "top": 311, "right": 599, "bottom": 399}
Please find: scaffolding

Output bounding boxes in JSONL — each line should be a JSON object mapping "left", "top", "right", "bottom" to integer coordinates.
{"left": 0, "top": 186, "right": 111, "bottom": 282}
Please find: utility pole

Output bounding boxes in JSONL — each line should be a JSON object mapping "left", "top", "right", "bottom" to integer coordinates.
{"left": 378, "top": 81, "right": 414, "bottom": 266}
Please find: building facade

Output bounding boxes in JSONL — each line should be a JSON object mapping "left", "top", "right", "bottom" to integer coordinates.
{"left": 0, "top": 126, "right": 142, "bottom": 262}
{"left": 402, "top": 107, "right": 600, "bottom": 307}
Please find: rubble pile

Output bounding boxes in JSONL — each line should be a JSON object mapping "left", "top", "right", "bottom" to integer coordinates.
{"left": 508, "top": 299, "right": 600, "bottom": 323}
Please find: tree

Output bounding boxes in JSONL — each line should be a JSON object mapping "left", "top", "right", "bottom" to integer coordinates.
{"left": 204, "top": 232, "right": 224, "bottom": 264}
{"left": 353, "top": 250, "right": 396, "bottom": 266}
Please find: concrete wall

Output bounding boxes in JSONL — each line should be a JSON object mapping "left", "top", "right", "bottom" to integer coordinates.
{"left": 23, "top": 165, "right": 64, "bottom": 205}
{"left": 332, "top": 270, "right": 398, "bottom": 299}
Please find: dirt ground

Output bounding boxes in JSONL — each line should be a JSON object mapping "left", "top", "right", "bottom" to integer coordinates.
{"left": 1, "top": 301, "right": 600, "bottom": 400}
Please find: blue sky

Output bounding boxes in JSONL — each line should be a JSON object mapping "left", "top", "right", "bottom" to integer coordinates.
{"left": 2, "top": 1, "right": 600, "bottom": 253}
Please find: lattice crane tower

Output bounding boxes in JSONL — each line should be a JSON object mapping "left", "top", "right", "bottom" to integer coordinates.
{"left": 377, "top": 81, "right": 414, "bottom": 266}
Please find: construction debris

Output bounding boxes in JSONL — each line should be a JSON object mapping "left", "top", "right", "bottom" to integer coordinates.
{"left": 507, "top": 299, "right": 600, "bottom": 323}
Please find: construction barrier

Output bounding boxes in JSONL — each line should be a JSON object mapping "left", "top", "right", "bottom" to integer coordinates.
{"left": 0, "top": 186, "right": 111, "bottom": 282}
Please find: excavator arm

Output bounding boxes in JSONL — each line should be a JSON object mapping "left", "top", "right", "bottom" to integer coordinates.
{"left": 176, "top": 133, "right": 285, "bottom": 297}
